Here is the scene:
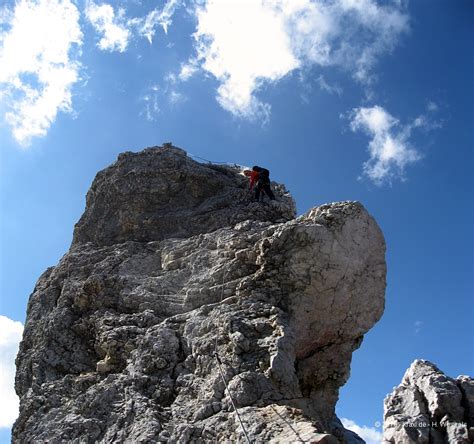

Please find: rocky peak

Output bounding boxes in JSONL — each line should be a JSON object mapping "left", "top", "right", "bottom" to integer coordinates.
{"left": 72, "top": 144, "right": 295, "bottom": 247}
{"left": 14, "top": 145, "right": 386, "bottom": 443}
{"left": 383, "top": 359, "right": 474, "bottom": 443}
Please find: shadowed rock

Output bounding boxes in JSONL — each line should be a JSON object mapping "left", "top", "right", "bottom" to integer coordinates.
{"left": 14, "top": 144, "right": 386, "bottom": 443}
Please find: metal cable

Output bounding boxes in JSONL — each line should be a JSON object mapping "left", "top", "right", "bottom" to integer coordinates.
{"left": 214, "top": 352, "right": 251, "bottom": 444}
{"left": 188, "top": 152, "right": 241, "bottom": 166}
{"left": 213, "top": 268, "right": 251, "bottom": 444}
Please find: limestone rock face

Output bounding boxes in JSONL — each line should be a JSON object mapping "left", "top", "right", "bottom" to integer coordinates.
{"left": 14, "top": 145, "right": 386, "bottom": 443}
{"left": 383, "top": 360, "right": 474, "bottom": 444}
{"left": 72, "top": 145, "right": 295, "bottom": 247}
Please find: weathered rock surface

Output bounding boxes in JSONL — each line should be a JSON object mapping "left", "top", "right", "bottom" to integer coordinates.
{"left": 383, "top": 359, "right": 474, "bottom": 444}
{"left": 14, "top": 145, "right": 386, "bottom": 443}
{"left": 72, "top": 145, "right": 295, "bottom": 247}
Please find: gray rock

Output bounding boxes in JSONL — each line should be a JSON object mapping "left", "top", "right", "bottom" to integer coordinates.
{"left": 14, "top": 144, "right": 386, "bottom": 443}
{"left": 72, "top": 145, "right": 296, "bottom": 247}
{"left": 383, "top": 359, "right": 473, "bottom": 443}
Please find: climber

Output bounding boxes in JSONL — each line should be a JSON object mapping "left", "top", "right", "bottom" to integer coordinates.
{"left": 243, "top": 166, "right": 276, "bottom": 201}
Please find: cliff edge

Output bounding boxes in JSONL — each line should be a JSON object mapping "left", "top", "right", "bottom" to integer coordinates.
{"left": 14, "top": 145, "right": 386, "bottom": 443}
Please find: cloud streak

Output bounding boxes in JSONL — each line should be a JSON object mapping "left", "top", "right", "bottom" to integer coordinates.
{"left": 0, "top": 0, "right": 82, "bottom": 146}
{"left": 0, "top": 315, "right": 23, "bottom": 428}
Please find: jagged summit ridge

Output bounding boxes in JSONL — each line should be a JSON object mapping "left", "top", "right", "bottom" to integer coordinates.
{"left": 14, "top": 144, "right": 386, "bottom": 443}
{"left": 72, "top": 145, "right": 295, "bottom": 247}
{"left": 383, "top": 359, "right": 474, "bottom": 443}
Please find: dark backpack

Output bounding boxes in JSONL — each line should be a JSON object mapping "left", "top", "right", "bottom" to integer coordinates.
{"left": 253, "top": 166, "right": 270, "bottom": 181}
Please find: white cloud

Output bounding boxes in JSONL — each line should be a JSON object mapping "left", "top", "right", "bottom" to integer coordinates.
{"left": 0, "top": 0, "right": 82, "bottom": 146}
{"left": 0, "top": 315, "right": 23, "bottom": 428}
{"left": 178, "top": 61, "right": 198, "bottom": 82}
{"left": 348, "top": 105, "right": 422, "bottom": 184}
{"left": 85, "top": 1, "right": 130, "bottom": 52}
{"left": 188, "top": 0, "right": 408, "bottom": 120}
{"left": 0, "top": 6, "right": 13, "bottom": 25}
{"left": 341, "top": 418, "right": 382, "bottom": 444}
{"left": 134, "top": 0, "right": 182, "bottom": 43}
{"left": 193, "top": 0, "right": 299, "bottom": 120}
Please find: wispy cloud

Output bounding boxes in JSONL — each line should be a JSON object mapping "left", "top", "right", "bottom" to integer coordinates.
{"left": 96, "top": 0, "right": 408, "bottom": 122}
{"left": 347, "top": 104, "right": 431, "bottom": 184}
{"left": 161, "top": 67, "right": 194, "bottom": 106}
{"left": 133, "top": 0, "right": 182, "bottom": 43}
{"left": 0, "top": 0, "right": 413, "bottom": 144}
{"left": 140, "top": 84, "right": 160, "bottom": 121}
{"left": 341, "top": 418, "right": 382, "bottom": 444}
{"left": 140, "top": 74, "right": 188, "bottom": 121}
{"left": 0, "top": 315, "right": 23, "bottom": 428}
{"left": 84, "top": 0, "right": 183, "bottom": 52}
{"left": 85, "top": 1, "right": 131, "bottom": 53}
{"left": 317, "top": 75, "right": 342, "bottom": 96}
{"left": 184, "top": 0, "right": 408, "bottom": 120}
{"left": 178, "top": 61, "right": 198, "bottom": 82}
{"left": 0, "top": 0, "right": 82, "bottom": 146}
{"left": 168, "top": 90, "right": 186, "bottom": 105}
{"left": 427, "top": 101, "right": 438, "bottom": 112}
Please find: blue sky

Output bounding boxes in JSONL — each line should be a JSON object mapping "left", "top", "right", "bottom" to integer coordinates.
{"left": 0, "top": 0, "right": 473, "bottom": 442}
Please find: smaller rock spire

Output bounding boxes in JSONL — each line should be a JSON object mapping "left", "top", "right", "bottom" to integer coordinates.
{"left": 383, "top": 359, "right": 473, "bottom": 443}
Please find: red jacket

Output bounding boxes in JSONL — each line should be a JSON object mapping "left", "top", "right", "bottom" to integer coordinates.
{"left": 248, "top": 171, "right": 259, "bottom": 190}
